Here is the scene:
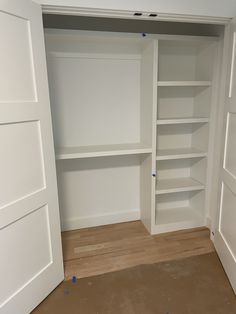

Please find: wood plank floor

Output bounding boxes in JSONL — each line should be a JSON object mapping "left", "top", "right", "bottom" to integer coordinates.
{"left": 62, "top": 221, "right": 215, "bottom": 280}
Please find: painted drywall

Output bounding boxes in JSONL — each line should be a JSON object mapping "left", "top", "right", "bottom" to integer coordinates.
{"left": 34, "top": 0, "right": 236, "bottom": 18}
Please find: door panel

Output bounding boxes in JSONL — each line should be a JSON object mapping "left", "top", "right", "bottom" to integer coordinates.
{"left": 219, "top": 183, "right": 236, "bottom": 258}
{"left": 215, "top": 18, "right": 236, "bottom": 294}
{"left": 0, "top": 121, "right": 45, "bottom": 207}
{"left": 0, "top": 205, "right": 52, "bottom": 306}
{"left": 0, "top": 1, "right": 64, "bottom": 313}
{"left": 0, "top": 11, "right": 36, "bottom": 102}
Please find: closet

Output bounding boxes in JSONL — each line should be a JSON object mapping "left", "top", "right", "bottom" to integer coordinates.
{"left": 43, "top": 15, "right": 223, "bottom": 234}
{"left": 4, "top": 2, "right": 236, "bottom": 311}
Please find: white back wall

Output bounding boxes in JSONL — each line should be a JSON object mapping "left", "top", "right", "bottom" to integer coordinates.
{"left": 34, "top": 0, "right": 236, "bottom": 18}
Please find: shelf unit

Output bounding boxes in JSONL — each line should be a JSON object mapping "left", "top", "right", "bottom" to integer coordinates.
{"left": 45, "top": 28, "right": 219, "bottom": 235}
{"left": 153, "top": 38, "right": 217, "bottom": 234}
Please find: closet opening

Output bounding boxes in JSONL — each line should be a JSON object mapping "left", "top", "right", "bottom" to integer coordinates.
{"left": 42, "top": 13, "right": 225, "bottom": 237}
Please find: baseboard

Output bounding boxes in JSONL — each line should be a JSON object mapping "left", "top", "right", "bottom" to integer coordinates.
{"left": 61, "top": 209, "right": 140, "bottom": 231}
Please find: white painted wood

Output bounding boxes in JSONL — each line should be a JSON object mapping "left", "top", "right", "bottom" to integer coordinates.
{"left": 140, "top": 41, "right": 157, "bottom": 147}
{"left": 47, "top": 52, "right": 141, "bottom": 147}
{"left": 62, "top": 208, "right": 140, "bottom": 230}
{"left": 149, "top": 40, "right": 159, "bottom": 234}
{"left": 208, "top": 24, "right": 232, "bottom": 242}
{"left": 45, "top": 29, "right": 157, "bottom": 231}
{"left": 45, "top": 30, "right": 152, "bottom": 150}
{"left": 154, "top": 206, "right": 204, "bottom": 233}
{"left": 191, "top": 123, "right": 209, "bottom": 152}
{"left": 44, "top": 29, "right": 218, "bottom": 44}
{"left": 215, "top": 18, "right": 236, "bottom": 294}
{"left": 156, "top": 147, "right": 207, "bottom": 160}
{"left": 156, "top": 117, "right": 209, "bottom": 125}
{"left": 158, "top": 41, "right": 215, "bottom": 85}
{"left": 229, "top": 32, "right": 236, "bottom": 97}
{"left": 57, "top": 155, "right": 141, "bottom": 231}
{"left": 154, "top": 37, "right": 217, "bottom": 234}
{"left": 140, "top": 155, "right": 153, "bottom": 232}
{"left": 157, "top": 86, "right": 211, "bottom": 120}
{"left": 190, "top": 156, "right": 208, "bottom": 185}
{"left": 156, "top": 191, "right": 190, "bottom": 210}
{"left": 45, "top": 34, "right": 144, "bottom": 57}
{"left": 156, "top": 177, "right": 205, "bottom": 194}
{"left": 154, "top": 189, "right": 205, "bottom": 233}
{"left": 157, "top": 158, "right": 207, "bottom": 185}
{"left": 42, "top": 6, "right": 230, "bottom": 26}
{"left": 35, "top": 0, "right": 236, "bottom": 20}
{"left": 0, "top": 1, "right": 64, "bottom": 313}
{"left": 56, "top": 144, "right": 152, "bottom": 160}
{"left": 140, "top": 41, "right": 157, "bottom": 232}
{"left": 157, "top": 159, "right": 191, "bottom": 180}
{"left": 44, "top": 21, "right": 219, "bottom": 236}
{"left": 156, "top": 124, "right": 192, "bottom": 150}
{"left": 157, "top": 81, "right": 212, "bottom": 86}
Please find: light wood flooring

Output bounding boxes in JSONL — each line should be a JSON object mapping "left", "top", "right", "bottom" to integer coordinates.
{"left": 62, "top": 221, "right": 215, "bottom": 280}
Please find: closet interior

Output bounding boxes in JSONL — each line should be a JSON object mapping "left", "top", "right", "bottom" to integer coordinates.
{"left": 43, "top": 15, "right": 224, "bottom": 234}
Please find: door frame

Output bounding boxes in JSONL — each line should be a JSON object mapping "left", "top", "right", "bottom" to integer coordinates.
{"left": 41, "top": 3, "right": 231, "bottom": 239}
{"left": 210, "top": 22, "right": 234, "bottom": 241}
{"left": 41, "top": 4, "right": 229, "bottom": 25}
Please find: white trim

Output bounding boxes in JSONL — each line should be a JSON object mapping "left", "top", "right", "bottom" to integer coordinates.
{"left": 44, "top": 28, "right": 219, "bottom": 42}
{"left": 61, "top": 209, "right": 140, "bottom": 231}
{"left": 49, "top": 51, "right": 141, "bottom": 60}
{"left": 229, "top": 32, "right": 236, "bottom": 97}
{"left": 42, "top": 5, "right": 230, "bottom": 25}
{"left": 152, "top": 220, "right": 205, "bottom": 234}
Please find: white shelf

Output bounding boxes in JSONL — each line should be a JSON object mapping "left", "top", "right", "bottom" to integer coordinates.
{"left": 157, "top": 81, "right": 212, "bottom": 87}
{"left": 56, "top": 143, "right": 152, "bottom": 160}
{"left": 156, "top": 147, "right": 207, "bottom": 161}
{"left": 156, "top": 117, "right": 209, "bottom": 125}
{"left": 154, "top": 207, "right": 204, "bottom": 233}
{"left": 156, "top": 177, "right": 205, "bottom": 195}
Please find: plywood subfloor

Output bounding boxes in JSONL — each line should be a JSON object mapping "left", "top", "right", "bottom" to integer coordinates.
{"left": 33, "top": 252, "right": 236, "bottom": 314}
{"left": 62, "top": 221, "right": 215, "bottom": 280}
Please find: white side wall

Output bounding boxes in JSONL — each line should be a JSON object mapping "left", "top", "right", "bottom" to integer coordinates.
{"left": 34, "top": 0, "right": 236, "bottom": 18}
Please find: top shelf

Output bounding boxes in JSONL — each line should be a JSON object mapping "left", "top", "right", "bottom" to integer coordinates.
{"left": 157, "top": 81, "right": 212, "bottom": 87}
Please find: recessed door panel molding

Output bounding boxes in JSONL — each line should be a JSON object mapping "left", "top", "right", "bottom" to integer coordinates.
{"left": 0, "top": 121, "right": 45, "bottom": 209}
{"left": 0, "top": 205, "right": 52, "bottom": 307}
{"left": 219, "top": 183, "right": 236, "bottom": 261}
{"left": 0, "top": 11, "right": 37, "bottom": 103}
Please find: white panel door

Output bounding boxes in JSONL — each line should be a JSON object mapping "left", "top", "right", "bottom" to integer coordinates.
{"left": 215, "top": 18, "right": 236, "bottom": 294}
{"left": 0, "top": 1, "right": 64, "bottom": 313}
